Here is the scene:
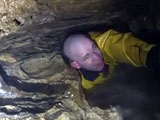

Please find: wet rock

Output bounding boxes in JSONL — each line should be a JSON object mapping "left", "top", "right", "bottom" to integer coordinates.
{"left": 0, "top": 0, "right": 160, "bottom": 119}
{"left": 0, "top": 0, "right": 113, "bottom": 38}
{"left": 0, "top": 20, "right": 123, "bottom": 120}
{"left": 0, "top": 0, "right": 38, "bottom": 37}
{"left": 20, "top": 54, "right": 65, "bottom": 79}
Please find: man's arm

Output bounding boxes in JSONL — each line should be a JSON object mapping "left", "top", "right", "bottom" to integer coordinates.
{"left": 94, "top": 29, "right": 155, "bottom": 67}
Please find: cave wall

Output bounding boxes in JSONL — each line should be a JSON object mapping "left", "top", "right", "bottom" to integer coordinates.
{"left": 0, "top": 0, "right": 112, "bottom": 38}
{"left": 0, "top": 0, "right": 160, "bottom": 120}
{"left": 1, "top": 0, "right": 160, "bottom": 42}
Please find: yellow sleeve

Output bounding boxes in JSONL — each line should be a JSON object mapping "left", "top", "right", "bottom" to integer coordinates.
{"left": 94, "top": 29, "right": 155, "bottom": 67}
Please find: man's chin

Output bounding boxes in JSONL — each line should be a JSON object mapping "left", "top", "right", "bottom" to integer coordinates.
{"left": 93, "top": 64, "right": 104, "bottom": 71}
{"left": 98, "top": 65, "right": 104, "bottom": 71}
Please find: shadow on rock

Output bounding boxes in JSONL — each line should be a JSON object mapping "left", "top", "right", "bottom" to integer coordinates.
{"left": 85, "top": 64, "right": 160, "bottom": 120}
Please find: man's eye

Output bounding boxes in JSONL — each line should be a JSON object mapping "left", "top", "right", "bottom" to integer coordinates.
{"left": 83, "top": 54, "right": 89, "bottom": 60}
{"left": 92, "top": 43, "right": 96, "bottom": 49}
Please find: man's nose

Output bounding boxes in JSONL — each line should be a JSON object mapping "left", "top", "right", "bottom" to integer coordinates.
{"left": 93, "top": 50, "right": 101, "bottom": 58}
{"left": 92, "top": 53, "right": 100, "bottom": 60}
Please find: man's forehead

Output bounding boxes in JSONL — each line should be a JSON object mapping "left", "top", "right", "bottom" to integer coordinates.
{"left": 70, "top": 39, "right": 92, "bottom": 59}
{"left": 64, "top": 34, "right": 93, "bottom": 60}
{"left": 72, "top": 36, "right": 92, "bottom": 45}
{"left": 71, "top": 43, "right": 87, "bottom": 57}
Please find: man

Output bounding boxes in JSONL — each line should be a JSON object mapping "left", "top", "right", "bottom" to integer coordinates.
{"left": 63, "top": 29, "right": 159, "bottom": 90}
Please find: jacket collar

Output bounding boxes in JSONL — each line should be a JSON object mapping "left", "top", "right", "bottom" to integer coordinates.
{"left": 79, "top": 64, "right": 109, "bottom": 81}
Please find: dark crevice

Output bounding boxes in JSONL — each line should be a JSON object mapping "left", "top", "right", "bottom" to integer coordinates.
{"left": 0, "top": 97, "right": 58, "bottom": 114}
{"left": 0, "top": 65, "right": 69, "bottom": 95}
{"left": 13, "top": 19, "right": 23, "bottom": 26}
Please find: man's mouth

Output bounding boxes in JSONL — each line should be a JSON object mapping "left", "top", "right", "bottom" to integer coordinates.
{"left": 95, "top": 62, "right": 104, "bottom": 68}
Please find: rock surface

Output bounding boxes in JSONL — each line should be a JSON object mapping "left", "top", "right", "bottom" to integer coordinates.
{"left": 0, "top": 23, "right": 122, "bottom": 119}
{"left": 0, "top": 0, "right": 160, "bottom": 120}
{"left": 0, "top": 0, "right": 123, "bottom": 119}
{"left": 0, "top": 0, "right": 112, "bottom": 38}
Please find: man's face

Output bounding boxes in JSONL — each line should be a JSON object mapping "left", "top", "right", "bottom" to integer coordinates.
{"left": 70, "top": 37, "right": 104, "bottom": 71}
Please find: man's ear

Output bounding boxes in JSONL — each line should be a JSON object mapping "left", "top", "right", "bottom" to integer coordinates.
{"left": 70, "top": 61, "right": 81, "bottom": 69}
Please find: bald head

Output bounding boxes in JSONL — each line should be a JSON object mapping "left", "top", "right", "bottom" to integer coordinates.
{"left": 63, "top": 34, "right": 90, "bottom": 60}
{"left": 63, "top": 33, "right": 104, "bottom": 71}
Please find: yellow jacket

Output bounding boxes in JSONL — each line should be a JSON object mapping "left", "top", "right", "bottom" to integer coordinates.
{"left": 81, "top": 29, "right": 155, "bottom": 90}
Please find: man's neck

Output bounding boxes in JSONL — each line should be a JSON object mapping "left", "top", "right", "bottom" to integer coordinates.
{"left": 79, "top": 64, "right": 109, "bottom": 81}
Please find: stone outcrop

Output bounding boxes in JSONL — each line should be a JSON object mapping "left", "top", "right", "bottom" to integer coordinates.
{"left": 0, "top": 0, "right": 160, "bottom": 120}
{"left": 0, "top": 0, "right": 112, "bottom": 38}
{"left": 0, "top": 0, "right": 123, "bottom": 119}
